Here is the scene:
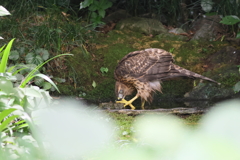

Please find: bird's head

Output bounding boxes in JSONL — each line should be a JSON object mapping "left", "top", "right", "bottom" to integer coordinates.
{"left": 115, "top": 81, "right": 134, "bottom": 100}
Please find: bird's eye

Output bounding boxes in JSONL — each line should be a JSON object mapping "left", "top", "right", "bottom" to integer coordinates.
{"left": 119, "top": 90, "right": 123, "bottom": 94}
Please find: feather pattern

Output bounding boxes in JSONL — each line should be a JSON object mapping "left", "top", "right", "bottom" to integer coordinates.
{"left": 114, "top": 48, "right": 218, "bottom": 108}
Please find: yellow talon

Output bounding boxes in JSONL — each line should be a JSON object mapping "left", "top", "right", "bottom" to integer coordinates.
{"left": 116, "top": 98, "right": 135, "bottom": 110}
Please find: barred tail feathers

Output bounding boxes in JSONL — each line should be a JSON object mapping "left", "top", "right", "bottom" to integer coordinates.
{"left": 173, "top": 64, "right": 219, "bottom": 84}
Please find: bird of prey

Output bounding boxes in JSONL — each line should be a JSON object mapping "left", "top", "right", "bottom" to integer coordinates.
{"left": 114, "top": 48, "right": 218, "bottom": 110}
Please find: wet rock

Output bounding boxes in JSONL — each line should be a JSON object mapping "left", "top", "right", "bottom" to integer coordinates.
{"left": 190, "top": 15, "right": 224, "bottom": 41}
{"left": 184, "top": 83, "right": 234, "bottom": 100}
{"left": 103, "top": 9, "right": 131, "bottom": 24}
{"left": 207, "top": 46, "right": 240, "bottom": 70}
{"left": 184, "top": 100, "right": 214, "bottom": 108}
{"left": 116, "top": 17, "right": 168, "bottom": 35}
{"left": 207, "top": 46, "right": 240, "bottom": 94}
{"left": 184, "top": 46, "right": 240, "bottom": 100}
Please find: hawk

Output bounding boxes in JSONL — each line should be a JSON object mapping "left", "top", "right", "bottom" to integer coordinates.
{"left": 114, "top": 48, "right": 218, "bottom": 110}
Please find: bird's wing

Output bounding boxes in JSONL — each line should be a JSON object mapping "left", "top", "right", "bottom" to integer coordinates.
{"left": 115, "top": 48, "right": 175, "bottom": 81}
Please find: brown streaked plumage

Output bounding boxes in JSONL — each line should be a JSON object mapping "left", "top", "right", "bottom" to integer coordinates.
{"left": 114, "top": 48, "right": 218, "bottom": 110}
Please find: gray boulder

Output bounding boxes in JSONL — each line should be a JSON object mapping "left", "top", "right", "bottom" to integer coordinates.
{"left": 116, "top": 17, "right": 168, "bottom": 35}
{"left": 191, "top": 15, "right": 224, "bottom": 41}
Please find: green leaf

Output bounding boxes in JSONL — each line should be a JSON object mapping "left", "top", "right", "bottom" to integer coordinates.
{"left": 34, "top": 77, "right": 44, "bottom": 87}
{"left": 35, "top": 48, "right": 49, "bottom": 61}
{"left": 40, "top": 90, "right": 52, "bottom": 105}
{"left": 80, "top": 0, "right": 94, "bottom": 9}
{"left": 0, "top": 115, "right": 19, "bottom": 131}
{"left": 100, "top": 0, "right": 112, "bottom": 10}
{"left": 0, "top": 77, "right": 14, "bottom": 94}
{"left": 15, "top": 120, "right": 26, "bottom": 125}
{"left": 14, "top": 122, "right": 28, "bottom": 130}
{"left": 0, "top": 44, "right": 6, "bottom": 57}
{"left": 32, "top": 74, "right": 60, "bottom": 92}
{"left": 98, "top": 9, "right": 106, "bottom": 18}
{"left": 25, "top": 52, "right": 44, "bottom": 65}
{"left": 0, "top": 38, "right": 15, "bottom": 73}
{"left": 0, "top": 108, "right": 16, "bottom": 122}
{"left": 20, "top": 96, "right": 28, "bottom": 109}
{"left": 92, "top": 80, "right": 97, "bottom": 88}
{"left": 100, "top": 67, "right": 108, "bottom": 73}
{"left": 0, "top": 101, "right": 7, "bottom": 110}
{"left": 18, "top": 47, "right": 25, "bottom": 55}
{"left": 19, "top": 87, "right": 42, "bottom": 97}
{"left": 89, "top": 4, "right": 98, "bottom": 11}
{"left": 90, "top": 13, "right": 103, "bottom": 25}
{"left": 220, "top": 15, "right": 240, "bottom": 25}
{"left": 43, "top": 82, "right": 52, "bottom": 90}
{"left": 9, "top": 50, "right": 19, "bottom": 61}
{"left": 0, "top": 6, "right": 11, "bottom": 16}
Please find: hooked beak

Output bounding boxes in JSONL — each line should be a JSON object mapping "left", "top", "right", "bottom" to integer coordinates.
{"left": 118, "top": 92, "right": 124, "bottom": 99}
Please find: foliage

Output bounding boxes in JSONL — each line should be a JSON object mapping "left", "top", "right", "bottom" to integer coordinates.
{"left": 201, "top": 0, "right": 213, "bottom": 13}
{"left": 220, "top": 15, "right": 240, "bottom": 38}
{"left": 0, "top": 39, "right": 15, "bottom": 73}
{"left": 0, "top": 7, "right": 38, "bottom": 157}
{"left": 100, "top": 67, "right": 108, "bottom": 75}
{"left": 92, "top": 80, "right": 97, "bottom": 88}
{"left": 0, "top": 1, "right": 93, "bottom": 55}
{"left": 19, "top": 53, "right": 72, "bottom": 90}
{"left": 0, "top": 5, "right": 11, "bottom": 17}
{"left": 0, "top": 6, "right": 10, "bottom": 40}
{"left": 0, "top": 33, "right": 73, "bottom": 158}
{"left": 169, "top": 47, "right": 175, "bottom": 53}
{"left": 220, "top": 15, "right": 240, "bottom": 25}
{"left": 80, "top": 0, "right": 113, "bottom": 28}
{"left": 0, "top": 39, "right": 72, "bottom": 92}
{"left": 1, "top": 98, "right": 240, "bottom": 159}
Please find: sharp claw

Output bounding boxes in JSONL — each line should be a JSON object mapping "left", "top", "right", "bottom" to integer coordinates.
{"left": 116, "top": 98, "right": 135, "bottom": 110}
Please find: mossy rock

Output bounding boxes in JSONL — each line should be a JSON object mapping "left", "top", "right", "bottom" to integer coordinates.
{"left": 184, "top": 83, "right": 234, "bottom": 100}
{"left": 156, "top": 32, "right": 188, "bottom": 41}
{"left": 116, "top": 17, "right": 168, "bottom": 35}
{"left": 204, "top": 46, "right": 240, "bottom": 86}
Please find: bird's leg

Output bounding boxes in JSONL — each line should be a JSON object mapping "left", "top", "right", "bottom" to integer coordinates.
{"left": 116, "top": 94, "right": 139, "bottom": 110}
{"left": 141, "top": 100, "right": 145, "bottom": 110}
{"left": 116, "top": 98, "right": 135, "bottom": 110}
{"left": 124, "top": 94, "right": 139, "bottom": 109}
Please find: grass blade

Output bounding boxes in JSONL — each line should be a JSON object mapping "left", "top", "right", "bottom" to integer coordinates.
{"left": 20, "top": 53, "right": 72, "bottom": 89}
{"left": 33, "top": 73, "right": 60, "bottom": 92}
{"left": 0, "top": 38, "right": 15, "bottom": 73}
{"left": 0, "top": 115, "right": 19, "bottom": 132}
{"left": 0, "top": 108, "right": 16, "bottom": 122}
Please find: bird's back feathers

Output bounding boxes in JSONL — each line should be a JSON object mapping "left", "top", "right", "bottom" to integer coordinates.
{"left": 115, "top": 48, "right": 217, "bottom": 84}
